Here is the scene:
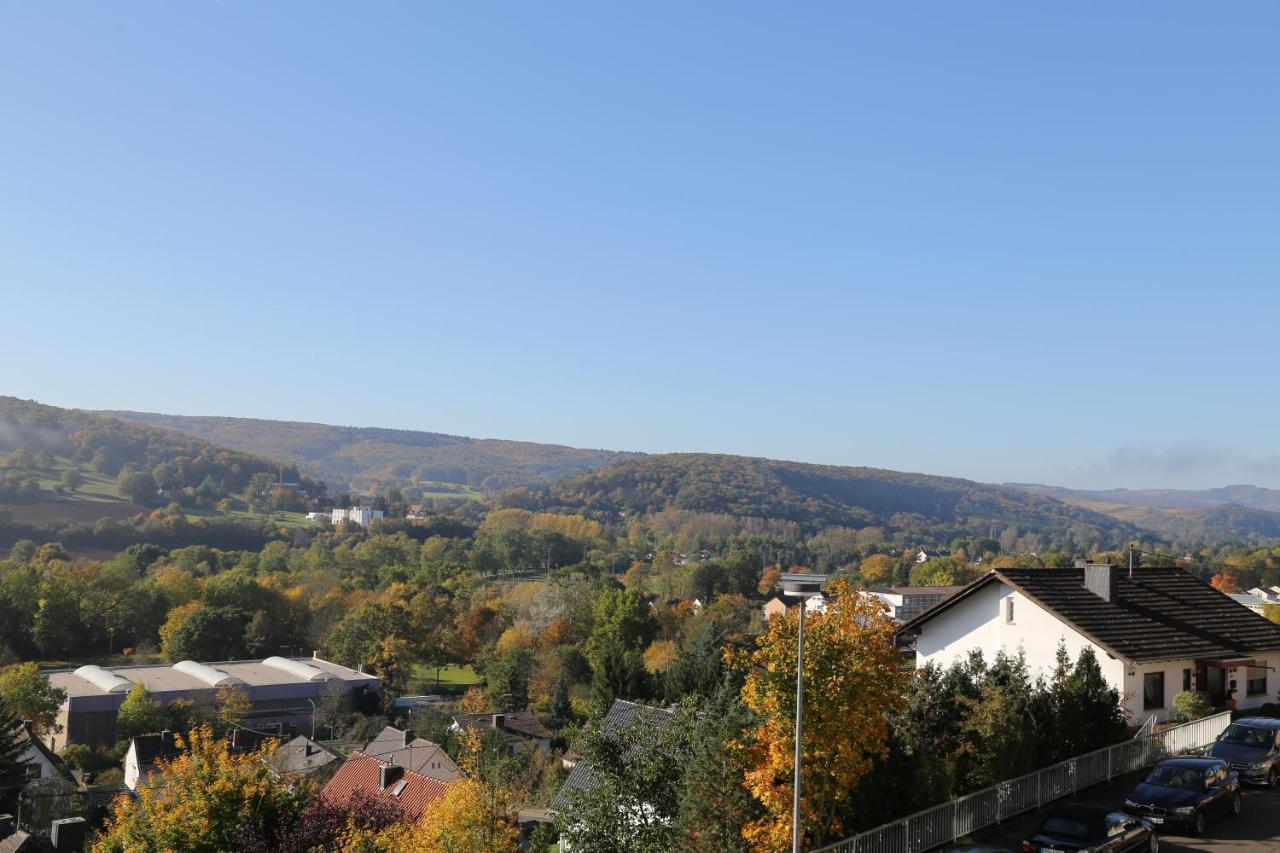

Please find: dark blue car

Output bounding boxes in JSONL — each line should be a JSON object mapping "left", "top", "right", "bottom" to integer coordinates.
{"left": 1207, "top": 717, "right": 1280, "bottom": 786}
{"left": 1123, "top": 757, "right": 1241, "bottom": 835}
{"left": 1021, "top": 803, "right": 1157, "bottom": 852}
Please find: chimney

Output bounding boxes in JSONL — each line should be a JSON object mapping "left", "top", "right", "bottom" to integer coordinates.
{"left": 379, "top": 763, "right": 404, "bottom": 790}
{"left": 1082, "top": 562, "right": 1119, "bottom": 603}
{"left": 491, "top": 714, "right": 505, "bottom": 730}
{"left": 51, "top": 816, "right": 88, "bottom": 852}
{"left": 0, "top": 814, "right": 15, "bottom": 840}
{"left": 402, "top": 729, "right": 415, "bottom": 748}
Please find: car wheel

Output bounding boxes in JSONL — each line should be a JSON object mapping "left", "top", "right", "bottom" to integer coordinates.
{"left": 1149, "top": 832, "right": 1159, "bottom": 852}
{"left": 1192, "top": 810, "right": 1206, "bottom": 835}
{"left": 1230, "top": 792, "right": 1243, "bottom": 816}
{"left": 1270, "top": 766, "right": 1279, "bottom": 788}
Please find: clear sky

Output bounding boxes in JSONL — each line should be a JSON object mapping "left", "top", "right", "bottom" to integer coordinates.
{"left": 2, "top": 3, "right": 1278, "bottom": 490}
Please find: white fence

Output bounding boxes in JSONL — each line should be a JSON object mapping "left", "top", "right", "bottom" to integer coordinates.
{"left": 810, "top": 711, "right": 1232, "bottom": 853}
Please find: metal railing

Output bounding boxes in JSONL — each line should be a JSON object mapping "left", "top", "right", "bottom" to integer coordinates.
{"left": 811, "top": 711, "right": 1231, "bottom": 853}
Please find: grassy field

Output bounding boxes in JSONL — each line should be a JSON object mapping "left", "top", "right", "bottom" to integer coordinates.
{"left": 415, "top": 480, "right": 484, "bottom": 501}
{"left": 408, "top": 663, "right": 482, "bottom": 695}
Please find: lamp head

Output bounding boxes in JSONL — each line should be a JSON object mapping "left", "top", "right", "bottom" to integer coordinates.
{"left": 779, "top": 572, "right": 826, "bottom": 599}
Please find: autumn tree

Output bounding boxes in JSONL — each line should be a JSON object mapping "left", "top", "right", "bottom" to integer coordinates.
{"left": 1210, "top": 572, "right": 1238, "bottom": 593}
{"left": 0, "top": 662, "right": 67, "bottom": 737}
{"left": 857, "top": 554, "right": 895, "bottom": 586}
{"left": 215, "top": 685, "right": 252, "bottom": 733}
{"left": 116, "top": 684, "right": 164, "bottom": 740}
{"left": 92, "top": 726, "right": 308, "bottom": 853}
{"left": 731, "top": 578, "right": 907, "bottom": 849}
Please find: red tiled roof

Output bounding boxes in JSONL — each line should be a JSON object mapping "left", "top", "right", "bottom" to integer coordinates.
{"left": 319, "top": 752, "right": 450, "bottom": 820}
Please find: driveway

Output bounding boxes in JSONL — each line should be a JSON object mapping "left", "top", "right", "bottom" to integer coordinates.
{"left": 969, "top": 777, "right": 1280, "bottom": 852}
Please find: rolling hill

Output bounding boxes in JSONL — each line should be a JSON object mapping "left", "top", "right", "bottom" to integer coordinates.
{"left": 103, "top": 411, "right": 625, "bottom": 494}
{"left": 0, "top": 397, "right": 320, "bottom": 525}
{"left": 531, "top": 453, "right": 1143, "bottom": 551}
{"left": 1007, "top": 483, "right": 1280, "bottom": 543}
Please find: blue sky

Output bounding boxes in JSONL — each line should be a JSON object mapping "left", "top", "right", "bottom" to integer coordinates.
{"left": 2, "top": 3, "right": 1278, "bottom": 489}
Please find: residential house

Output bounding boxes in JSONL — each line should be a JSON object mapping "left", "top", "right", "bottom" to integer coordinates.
{"left": 915, "top": 548, "right": 952, "bottom": 563}
{"left": 859, "top": 586, "right": 963, "bottom": 623}
{"left": 14, "top": 722, "right": 73, "bottom": 788}
{"left": 898, "top": 561, "right": 1280, "bottom": 722}
{"left": 319, "top": 753, "right": 449, "bottom": 821}
{"left": 359, "top": 726, "right": 460, "bottom": 783}
{"left": 451, "top": 712, "right": 551, "bottom": 755}
{"left": 762, "top": 597, "right": 787, "bottom": 621}
{"left": 268, "top": 735, "right": 343, "bottom": 786}
{"left": 1247, "top": 587, "right": 1280, "bottom": 604}
{"left": 406, "top": 504, "right": 428, "bottom": 520}
{"left": 46, "top": 655, "right": 378, "bottom": 751}
{"left": 1229, "top": 592, "right": 1268, "bottom": 616}
{"left": 551, "top": 699, "right": 677, "bottom": 851}
{"left": 123, "top": 731, "right": 186, "bottom": 791}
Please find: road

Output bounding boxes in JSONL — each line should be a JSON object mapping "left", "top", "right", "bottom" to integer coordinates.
{"left": 970, "top": 776, "right": 1280, "bottom": 852}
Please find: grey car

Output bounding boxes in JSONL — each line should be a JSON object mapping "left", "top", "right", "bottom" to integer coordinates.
{"left": 1207, "top": 717, "right": 1280, "bottom": 786}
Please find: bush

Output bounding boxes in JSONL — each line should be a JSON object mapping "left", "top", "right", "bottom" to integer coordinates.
{"left": 1172, "top": 690, "right": 1215, "bottom": 722}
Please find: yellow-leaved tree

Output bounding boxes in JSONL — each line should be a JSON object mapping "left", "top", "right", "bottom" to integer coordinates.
{"left": 92, "top": 725, "right": 307, "bottom": 853}
{"left": 731, "top": 578, "right": 907, "bottom": 851}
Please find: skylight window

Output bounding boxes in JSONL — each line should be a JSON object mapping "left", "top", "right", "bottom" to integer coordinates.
{"left": 390, "top": 780, "right": 408, "bottom": 797}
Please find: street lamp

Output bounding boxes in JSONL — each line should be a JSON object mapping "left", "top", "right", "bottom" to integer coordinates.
{"left": 780, "top": 571, "right": 826, "bottom": 853}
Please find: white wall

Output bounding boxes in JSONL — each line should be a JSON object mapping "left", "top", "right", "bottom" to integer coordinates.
{"left": 915, "top": 582, "right": 1126, "bottom": 695}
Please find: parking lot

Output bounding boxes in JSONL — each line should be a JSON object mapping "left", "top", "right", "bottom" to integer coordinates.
{"left": 973, "top": 777, "right": 1280, "bottom": 852}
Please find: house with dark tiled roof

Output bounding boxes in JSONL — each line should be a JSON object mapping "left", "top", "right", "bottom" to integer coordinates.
{"left": 268, "top": 735, "right": 343, "bottom": 786}
{"left": 898, "top": 561, "right": 1280, "bottom": 722}
{"left": 359, "top": 726, "right": 459, "bottom": 783}
{"left": 14, "top": 722, "right": 74, "bottom": 789}
{"left": 318, "top": 752, "right": 449, "bottom": 821}
{"left": 123, "top": 731, "right": 187, "bottom": 792}
{"left": 451, "top": 712, "right": 551, "bottom": 755}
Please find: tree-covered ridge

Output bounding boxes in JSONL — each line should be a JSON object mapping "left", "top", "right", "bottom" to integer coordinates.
{"left": 0, "top": 397, "right": 324, "bottom": 509}
{"left": 533, "top": 453, "right": 1142, "bottom": 552}
{"left": 102, "top": 410, "right": 625, "bottom": 493}
{"left": 1009, "top": 482, "right": 1280, "bottom": 545}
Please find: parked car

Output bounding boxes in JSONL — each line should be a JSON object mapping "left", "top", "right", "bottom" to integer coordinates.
{"left": 1207, "top": 716, "right": 1280, "bottom": 786}
{"left": 1021, "top": 803, "right": 1157, "bottom": 852}
{"left": 1123, "top": 757, "right": 1241, "bottom": 835}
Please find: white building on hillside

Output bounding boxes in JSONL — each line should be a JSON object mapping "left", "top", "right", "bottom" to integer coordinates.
{"left": 898, "top": 561, "right": 1280, "bottom": 723}
{"left": 331, "top": 507, "right": 384, "bottom": 527}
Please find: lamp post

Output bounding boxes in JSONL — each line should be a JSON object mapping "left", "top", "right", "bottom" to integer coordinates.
{"left": 779, "top": 571, "right": 827, "bottom": 853}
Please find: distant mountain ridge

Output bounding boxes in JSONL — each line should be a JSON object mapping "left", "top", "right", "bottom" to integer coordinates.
{"left": 1007, "top": 482, "right": 1280, "bottom": 512}
{"left": 1006, "top": 482, "right": 1280, "bottom": 543}
{"left": 103, "top": 411, "right": 624, "bottom": 493}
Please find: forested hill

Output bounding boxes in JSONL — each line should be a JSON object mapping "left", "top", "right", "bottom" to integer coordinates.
{"left": 530, "top": 453, "right": 1142, "bottom": 551}
{"left": 104, "top": 410, "right": 624, "bottom": 493}
{"left": 0, "top": 397, "right": 322, "bottom": 516}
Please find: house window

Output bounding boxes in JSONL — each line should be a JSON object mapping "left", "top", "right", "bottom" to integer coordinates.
{"left": 1143, "top": 671, "right": 1165, "bottom": 710}
{"left": 1247, "top": 666, "right": 1267, "bottom": 696}
{"left": 1005, "top": 598, "right": 1015, "bottom": 624}
{"left": 1183, "top": 669, "right": 1192, "bottom": 692}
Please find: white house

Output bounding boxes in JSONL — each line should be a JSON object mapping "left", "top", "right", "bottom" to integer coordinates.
{"left": 1229, "top": 592, "right": 1268, "bottom": 616}
{"left": 915, "top": 549, "right": 951, "bottom": 563}
{"left": 330, "top": 507, "right": 384, "bottom": 527}
{"left": 859, "top": 585, "right": 963, "bottom": 623}
{"left": 897, "top": 561, "right": 1280, "bottom": 723}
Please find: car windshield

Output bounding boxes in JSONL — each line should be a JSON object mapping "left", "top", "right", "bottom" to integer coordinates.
{"left": 1219, "top": 725, "right": 1272, "bottom": 747}
{"left": 1143, "top": 766, "right": 1202, "bottom": 790}
{"left": 1039, "top": 817, "right": 1090, "bottom": 839}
